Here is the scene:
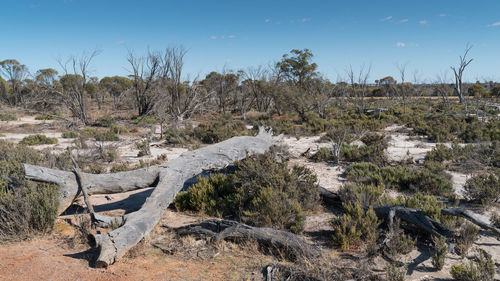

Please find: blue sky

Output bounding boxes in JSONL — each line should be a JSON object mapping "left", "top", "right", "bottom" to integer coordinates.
{"left": 1, "top": 0, "right": 499, "bottom": 82}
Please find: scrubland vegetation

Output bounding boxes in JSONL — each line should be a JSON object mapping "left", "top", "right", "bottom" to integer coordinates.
{"left": 1, "top": 47, "right": 499, "bottom": 280}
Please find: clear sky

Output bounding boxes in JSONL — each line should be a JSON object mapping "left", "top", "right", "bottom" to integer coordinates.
{"left": 1, "top": 0, "right": 499, "bottom": 82}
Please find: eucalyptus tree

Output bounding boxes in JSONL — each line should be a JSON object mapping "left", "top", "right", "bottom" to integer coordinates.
{"left": 100, "top": 76, "right": 133, "bottom": 109}
{"left": 0, "top": 59, "right": 29, "bottom": 105}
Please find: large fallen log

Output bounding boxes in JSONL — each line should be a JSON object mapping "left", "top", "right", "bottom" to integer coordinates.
{"left": 174, "top": 219, "right": 320, "bottom": 260}
{"left": 24, "top": 128, "right": 282, "bottom": 267}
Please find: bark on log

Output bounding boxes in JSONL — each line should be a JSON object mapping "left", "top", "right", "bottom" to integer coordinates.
{"left": 174, "top": 219, "right": 320, "bottom": 260}
{"left": 24, "top": 164, "right": 160, "bottom": 214}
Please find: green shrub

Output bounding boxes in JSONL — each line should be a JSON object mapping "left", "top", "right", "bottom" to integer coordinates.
{"left": 35, "top": 112, "right": 62, "bottom": 120}
{"left": 425, "top": 144, "right": 454, "bottom": 162}
{"left": 455, "top": 222, "right": 479, "bottom": 258}
{"left": 340, "top": 134, "right": 388, "bottom": 164}
{"left": 81, "top": 128, "right": 119, "bottom": 141}
{"left": 310, "top": 147, "right": 333, "bottom": 162}
{"left": 339, "top": 183, "right": 384, "bottom": 207}
{"left": 110, "top": 124, "right": 128, "bottom": 134}
{"left": 163, "top": 126, "right": 193, "bottom": 145}
{"left": 61, "top": 131, "right": 79, "bottom": 138}
{"left": 131, "top": 115, "right": 157, "bottom": 125}
{"left": 0, "top": 141, "right": 59, "bottom": 241}
{"left": 0, "top": 113, "right": 17, "bottom": 121}
{"left": 193, "top": 113, "right": 247, "bottom": 144}
{"left": 175, "top": 150, "right": 320, "bottom": 233}
{"left": 345, "top": 162, "right": 384, "bottom": 187}
{"left": 136, "top": 140, "right": 151, "bottom": 157}
{"left": 175, "top": 174, "right": 237, "bottom": 217}
{"left": 386, "top": 263, "right": 406, "bottom": 281}
{"left": 331, "top": 203, "right": 380, "bottom": 251}
{"left": 345, "top": 163, "right": 453, "bottom": 197}
{"left": 384, "top": 218, "right": 416, "bottom": 261}
{"left": 491, "top": 213, "right": 500, "bottom": 228}
{"left": 463, "top": 173, "right": 500, "bottom": 206}
{"left": 95, "top": 115, "right": 115, "bottom": 127}
{"left": 432, "top": 236, "right": 448, "bottom": 270}
{"left": 19, "top": 134, "right": 58, "bottom": 145}
{"left": 450, "top": 251, "right": 495, "bottom": 281}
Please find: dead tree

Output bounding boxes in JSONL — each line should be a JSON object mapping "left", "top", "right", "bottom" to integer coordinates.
{"left": 56, "top": 50, "right": 100, "bottom": 125}
{"left": 23, "top": 128, "right": 282, "bottom": 267}
{"left": 451, "top": 44, "right": 473, "bottom": 112}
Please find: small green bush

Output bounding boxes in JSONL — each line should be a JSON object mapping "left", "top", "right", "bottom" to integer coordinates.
{"left": 384, "top": 218, "right": 416, "bottom": 261}
{"left": 339, "top": 183, "right": 384, "bottom": 207}
{"left": 81, "top": 128, "right": 119, "bottom": 141}
{"left": 331, "top": 203, "right": 380, "bottom": 251}
{"left": 0, "top": 141, "right": 59, "bottom": 241}
{"left": 455, "top": 222, "right": 479, "bottom": 258}
{"left": 175, "top": 150, "right": 320, "bottom": 233}
{"left": 95, "top": 115, "right": 115, "bottom": 127}
{"left": 0, "top": 113, "right": 17, "bottom": 121}
{"left": 19, "top": 134, "right": 58, "bottom": 145}
{"left": 491, "top": 212, "right": 500, "bottom": 228}
{"left": 386, "top": 263, "right": 406, "bottom": 281}
{"left": 193, "top": 114, "right": 247, "bottom": 144}
{"left": 61, "top": 131, "right": 79, "bottom": 138}
{"left": 432, "top": 236, "right": 448, "bottom": 270}
{"left": 35, "top": 112, "right": 62, "bottom": 120}
{"left": 425, "top": 144, "right": 454, "bottom": 163}
{"left": 450, "top": 251, "right": 495, "bottom": 281}
{"left": 131, "top": 115, "right": 157, "bottom": 125}
{"left": 463, "top": 173, "right": 500, "bottom": 206}
{"left": 175, "top": 173, "right": 237, "bottom": 217}
{"left": 310, "top": 147, "right": 333, "bottom": 162}
{"left": 136, "top": 140, "right": 151, "bottom": 157}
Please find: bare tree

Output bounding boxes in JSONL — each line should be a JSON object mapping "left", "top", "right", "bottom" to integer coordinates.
{"left": 396, "top": 63, "right": 410, "bottom": 114}
{"left": 451, "top": 44, "right": 473, "bottom": 112}
{"left": 56, "top": 50, "right": 100, "bottom": 125}
{"left": 127, "top": 49, "right": 161, "bottom": 116}
{"left": 346, "top": 64, "right": 371, "bottom": 114}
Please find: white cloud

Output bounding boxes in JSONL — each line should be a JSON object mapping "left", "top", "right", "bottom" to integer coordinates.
{"left": 209, "top": 35, "right": 217, "bottom": 40}
{"left": 381, "top": 16, "right": 393, "bottom": 21}
{"left": 396, "top": 42, "right": 406, "bottom": 47}
{"left": 488, "top": 21, "right": 500, "bottom": 27}
{"left": 227, "top": 35, "right": 236, "bottom": 39}
{"left": 439, "top": 13, "right": 447, "bottom": 17}
{"left": 265, "top": 19, "right": 270, "bottom": 23}
{"left": 419, "top": 20, "right": 428, "bottom": 25}
{"left": 301, "top": 17, "right": 311, "bottom": 22}
{"left": 399, "top": 19, "right": 409, "bottom": 23}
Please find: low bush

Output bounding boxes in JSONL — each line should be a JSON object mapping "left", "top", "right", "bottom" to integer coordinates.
{"left": 330, "top": 203, "right": 380, "bottom": 251}
{"left": 136, "top": 140, "right": 151, "bottom": 157}
{"left": 386, "top": 263, "right": 406, "bottom": 281}
{"left": 81, "top": 128, "right": 119, "bottom": 141}
{"left": 345, "top": 162, "right": 453, "bottom": 197}
{"left": 463, "top": 173, "right": 500, "bottom": 206}
{"left": 432, "top": 236, "right": 448, "bottom": 270}
{"left": 455, "top": 222, "right": 479, "bottom": 258}
{"left": 95, "top": 115, "right": 115, "bottom": 127}
{"left": 193, "top": 113, "right": 248, "bottom": 144}
{"left": 175, "top": 150, "right": 320, "bottom": 233}
{"left": 310, "top": 147, "right": 333, "bottom": 162}
{"left": 450, "top": 250, "right": 495, "bottom": 281}
{"left": 383, "top": 218, "right": 416, "bottom": 261}
{"left": 0, "top": 141, "right": 59, "bottom": 241}
{"left": 35, "top": 112, "right": 62, "bottom": 120}
{"left": 491, "top": 212, "right": 500, "bottom": 228}
{"left": 131, "top": 115, "right": 157, "bottom": 125}
{"left": 0, "top": 113, "right": 17, "bottom": 121}
{"left": 61, "top": 131, "right": 79, "bottom": 138}
{"left": 339, "top": 183, "right": 384, "bottom": 207}
{"left": 19, "top": 134, "right": 58, "bottom": 145}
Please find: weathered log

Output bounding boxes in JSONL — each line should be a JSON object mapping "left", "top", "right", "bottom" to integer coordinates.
{"left": 174, "top": 219, "right": 320, "bottom": 260}
{"left": 24, "top": 164, "right": 160, "bottom": 214}
{"left": 442, "top": 207, "right": 500, "bottom": 236}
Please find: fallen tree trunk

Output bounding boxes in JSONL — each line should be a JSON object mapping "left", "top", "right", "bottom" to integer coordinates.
{"left": 174, "top": 219, "right": 320, "bottom": 260}
{"left": 442, "top": 207, "right": 500, "bottom": 236}
{"left": 24, "top": 128, "right": 282, "bottom": 267}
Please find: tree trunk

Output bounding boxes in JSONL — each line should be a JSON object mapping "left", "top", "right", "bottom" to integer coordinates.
{"left": 24, "top": 128, "right": 282, "bottom": 267}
